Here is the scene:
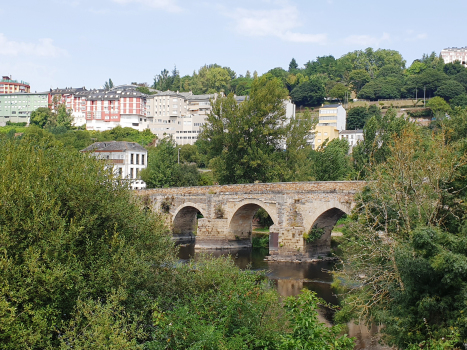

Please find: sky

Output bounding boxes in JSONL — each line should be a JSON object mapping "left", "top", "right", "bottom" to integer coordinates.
{"left": 1, "top": 0, "right": 465, "bottom": 92}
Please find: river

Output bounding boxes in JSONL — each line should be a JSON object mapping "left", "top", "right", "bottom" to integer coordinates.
{"left": 178, "top": 243, "right": 391, "bottom": 350}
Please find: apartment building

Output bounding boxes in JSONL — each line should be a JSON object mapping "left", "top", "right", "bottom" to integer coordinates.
{"left": 49, "top": 87, "right": 87, "bottom": 126}
{"left": 313, "top": 104, "right": 346, "bottom": 149}
{"left": 0, "top": 92, "right": 48, "bottom": 124}
{"left": 146, "top": 91, "right": 217, "bottom": 145}
{"left": 84, "top": 87, "right": 148, "bottom": 131}
{"left": 0, "top": 76, "right": 30, "bottom": 94}
{"left": 441, "top": 47, "right": 467, "bottom": 67}
{"left": 81, "top": 141, "right": 147, "bottom": 189}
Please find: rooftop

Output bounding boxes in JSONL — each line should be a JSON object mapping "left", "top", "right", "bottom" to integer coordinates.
{"left": 320, "top": 104, "right": 342, "bottom": 109}
{"left": 81, "top": 141, "right": 147, "bottom": 153}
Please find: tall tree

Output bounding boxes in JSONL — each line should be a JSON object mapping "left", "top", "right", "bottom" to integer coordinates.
{"left": 288, "top": 58, "right": 299, "bottom": 72}
{"left": 199, "top": 76, "right": 290, "bottom": 184}
{"left": 290, "top": 78, "right": 325, "bottom": 107}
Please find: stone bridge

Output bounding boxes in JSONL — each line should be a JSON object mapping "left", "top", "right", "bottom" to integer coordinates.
{"left": 138, "top": 181, "right": 366, "bottom": 258}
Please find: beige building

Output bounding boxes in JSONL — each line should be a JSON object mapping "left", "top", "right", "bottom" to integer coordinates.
{"left": 313, "top": 104, "right": 346, "bottom": 149}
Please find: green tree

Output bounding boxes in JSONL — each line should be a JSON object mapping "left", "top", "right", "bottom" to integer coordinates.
{"left": 199, "top": 76, "right": 290, "bottom": 184}
{"left": 328, "top": 83, "right": 348, "bottom": 101}
{"left": 30, "top": 107, "right": 53, "bottom": 128}
{"left": 288, "top": 58, "right": 299, "bottom": 72}
{"left": 450, "top": 93, "right": 467, "bottom": 108}
{"left": 0, "top": 135, "right": 174, "bottom": 348}
{"left": 312, "top": 138, "right": 351, "bottom": 181}
{"left": 335, "top": 128, "right": 467, "bottom": 348}
{"left": 349, "top": 69, "right": 371, "bottom": 93}
{"left": 290, "top": 78, "right": 325, "bottom": 107}
{"left": 352, "top": 108, "right": 410, "bottom": 178}
{"left": 140, "top": 137, "right": 177, "bottom": 188}
{"left": 435, "top": 80, "right": 466, "bottom": 101}
{"left": 104, "top": 78, "right": 114, "bottom": 90}
{"left": 427, "top": 96, "right": 451, "bottom": 115}
{"left": 346, "top": 106, "right": 370, "bottom": 130}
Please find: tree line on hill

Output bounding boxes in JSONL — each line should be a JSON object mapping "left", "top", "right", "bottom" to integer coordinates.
{"left": 147, "top": 48, "right": 467, "bottom": 109}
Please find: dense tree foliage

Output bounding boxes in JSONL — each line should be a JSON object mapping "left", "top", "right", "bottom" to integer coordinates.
{"left": 0, "top": 134, "right": 174, "bottom": 348}
{"left": 0, "top": 133, "right": 356, "bottom": 349}
{"left": 335, "top": 111, "right": 467, "bottom": 348}
{"left": 198, "top": 76, "right": 318, "bottom": 184}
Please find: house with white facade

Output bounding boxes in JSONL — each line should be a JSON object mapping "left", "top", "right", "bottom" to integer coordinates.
{"left": 339, "top": 129, "right": 364, "bottom": 153}
{"left": 81, "top": 141, "right": 147, "bottom": 189}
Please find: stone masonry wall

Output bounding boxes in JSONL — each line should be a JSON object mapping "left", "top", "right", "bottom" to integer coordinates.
{"left": 136, "top": 181, "right": 367, "bottom": 256}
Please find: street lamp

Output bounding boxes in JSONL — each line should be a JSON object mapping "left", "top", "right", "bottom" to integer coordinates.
{"left": 178, "top": 148, "right": 181, "bottom": 164}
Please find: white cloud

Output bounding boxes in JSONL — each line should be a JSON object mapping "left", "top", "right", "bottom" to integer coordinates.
{"left": 111, "top": 0, "right": 182, "bottom": 12}
{"left": 0, "top": 34, "right": 68, "bottom": 57}
{"left": 344, "top": 32, "right": 390, "bottom": 47}
{"left": 405, "top": 32, "right": 427, "bottom": 42}
{"left": 226, "top": 4, "right": 327, "bottom": 44}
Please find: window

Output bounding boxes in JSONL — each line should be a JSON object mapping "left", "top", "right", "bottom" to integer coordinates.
{"left": 136, "top": 154, "right": 139, "bottom": 165}
{"left": 130, "top": 153, "right": 134, "bottom": 164}
{"left": 118, "top": 168, "right": 123, "bottom": 177}
{"left": 142, "top": 154, "right": 145, "bottom": 165}
{"left": 130, "top": 168, "right": 134, "bottom": 178}
{"left": 136, "top": 168, "right": 139, "bottom": 178}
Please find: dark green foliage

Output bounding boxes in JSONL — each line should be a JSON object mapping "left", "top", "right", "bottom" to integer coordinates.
{"left": 346, "top": 106, "right": 370, "bottom": 129}
{"left": 435, "top": 80, "right": 466, "bottom": 101}
{"left": 290, "top": 78, "right": 325, "bottom": 106}
{"left": 288, "top": 58, "right": 299, "bottom": 72}
{"left": 141, "top": 137, "right": 200, "bottom": 188}
{"left": 352, "top": 108, "right": 410, "bottom": 178}
{"left": 30, "top": 107, "right": 54, "bottom": 128}
{"left": 0, "top": 135, "right": 174, "bottom": 348}
{"left": 279, "top": 290, "right": 354, "bottom": 349}
{"left": 454, "top": 70, "right": 467, "bottom": 90}
{"left": 450, "top": 94, "right": 467, "bottom": 108}
{"left": 358, "top": 77, "right": 403, "bottom": 100}
{"left": 200, "top": 76, "right": 291, "bottom": 184}
{"left": 444, "top": 61, "right": 465, "bottom": 76}
{"left": 303, "top": 226, "right": 325, "bottom": 243}
{"left": 254, "top": 207, "right": 274, "bottom": 228}
{"left": 252, "top": 234, "right": 270, "bottom": 248}
{"left": 312, "top": 138, "right": 351, "bottom": 181}
{"left": 336, "top": 127, "right": 467, "bottom": 348}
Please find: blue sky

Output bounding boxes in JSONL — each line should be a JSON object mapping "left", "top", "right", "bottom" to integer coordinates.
{"left": 1, "top": 0, "right": 465, "bottom": 92}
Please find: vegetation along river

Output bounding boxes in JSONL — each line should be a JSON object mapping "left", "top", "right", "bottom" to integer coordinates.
{"left": 178, "top": 242, "right": 390, "bottom": 350}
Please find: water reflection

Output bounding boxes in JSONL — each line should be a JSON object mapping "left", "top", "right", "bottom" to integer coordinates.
{"left": 177, "top": 243, "right": 390, "bottom": 350}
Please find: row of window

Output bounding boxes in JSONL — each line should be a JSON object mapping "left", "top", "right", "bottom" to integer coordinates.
{"left": 176, "top": 136, "right": 198, "bottom": 140}
{"left": 130, "top": 153, "right": 145, "bottom": 165}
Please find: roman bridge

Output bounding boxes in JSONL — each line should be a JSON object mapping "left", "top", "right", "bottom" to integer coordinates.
{"left": 138, "top": 181, "right": 366, "bottom": 257}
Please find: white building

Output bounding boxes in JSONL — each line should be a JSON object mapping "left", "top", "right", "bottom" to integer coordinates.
{"left": 339, "top": 129, "right": 364, "bottom": 153}
{"left": 441, "top": 47, "right": 467, "bottom": 67}
{"left": 81, "top": 141, "right": 148, "bottom": 189}
{"left": 147, "top": 91, "right": 297, "bottom": 145}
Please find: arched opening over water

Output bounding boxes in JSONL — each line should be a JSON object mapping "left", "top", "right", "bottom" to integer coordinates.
{"left": 307, "top": 207, "right": 347, "bottom": 253}
{"left": 173, "top": 205, "right": 204, "bottom": 236}
{"left": 228, "top": 202, "right": 276, "bottom": 243}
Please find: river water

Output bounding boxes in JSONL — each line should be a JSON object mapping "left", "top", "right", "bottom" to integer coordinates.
{"left": 178, "top": 243, "right": 391, "bottom": 350}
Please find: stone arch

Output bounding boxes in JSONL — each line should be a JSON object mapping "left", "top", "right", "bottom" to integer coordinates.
{"left": 228, "top": 199, "right": 278, "bottom": 240}
{"left": 304, "top": 201, "right": 351, "bottom": 254}
{"left": 172, "top": 203, "right": 206, "bottom": 235}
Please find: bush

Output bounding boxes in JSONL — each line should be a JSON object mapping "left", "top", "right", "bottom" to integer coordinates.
{"left": 0, "top": 135, "right": 174, "bottom": 348}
